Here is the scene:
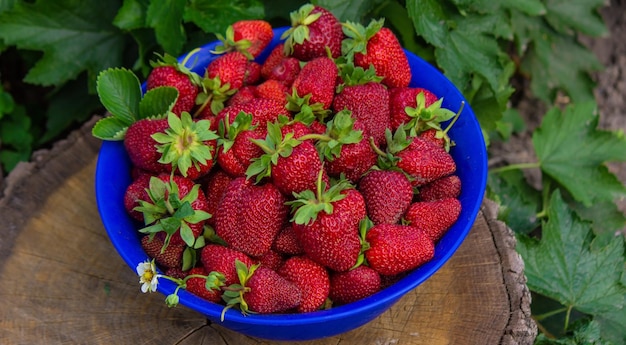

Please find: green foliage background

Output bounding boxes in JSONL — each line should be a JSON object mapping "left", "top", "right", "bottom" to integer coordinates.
{"left": 1, "top": 0, "right": 625, "bottom": 343}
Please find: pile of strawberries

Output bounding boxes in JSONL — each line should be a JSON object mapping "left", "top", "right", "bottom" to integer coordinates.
{"left": 115, "top": 3, "right": 464, "bottom": 315}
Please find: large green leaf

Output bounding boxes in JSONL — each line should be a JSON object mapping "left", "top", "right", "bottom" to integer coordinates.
{"left": 0, "top": 0, "right": 125, "bottom": 87}
{"left": 516, "top": 191, "right": 625, "bottom": 316}
{"left": 544, "top": 0, "right": 608, "bottom": 37}
{"left": 487, "top": 169, "right": 541, "bottom": 235}
{"left": 313, "top": 0, "right": 378, "bottom": 22}
{"left": 533, "top": 101, "right": 626, "bottom": 207}
{"left": 113, "top": 0, "right": 148, "bottom": 30}
{"left": 184, "top": 0, "right": 264, "bottom": 34}
{"left": 146, "top": 0, "right": 186, "bottom": 55}
{"left": 96, "top": 68, "right": 142, "bottom": 124}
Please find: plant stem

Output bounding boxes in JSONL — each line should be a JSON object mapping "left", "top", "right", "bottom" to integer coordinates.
{"left": 533, "top": 307, "right": 568, "bottom": 321}
{"left": 489, "top": 162, "right": 541, "bottom": 174}
{"left": 564, "top": 305, "right": 573, "bottom": 332}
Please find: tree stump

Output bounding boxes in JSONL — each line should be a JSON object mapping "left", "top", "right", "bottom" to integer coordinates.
{"left": 0, "top": 116, "right": 537, "bottom": 344}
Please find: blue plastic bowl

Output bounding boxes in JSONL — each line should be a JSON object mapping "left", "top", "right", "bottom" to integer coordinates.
{"left": 95, "top": 27, "right": 487, "bottom": 341}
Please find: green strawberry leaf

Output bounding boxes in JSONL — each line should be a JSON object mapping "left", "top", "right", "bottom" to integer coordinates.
{"left": 517, "top": 17, "right": 602, "bottom": 103}
{"left": 543, "top": 0, "right": 607, "bottom": 37}
{"left": 96, "top": 68, "right": 142, "bottom": 125}
{"left": 113, "top": 0, "right": 148, "bottom": 31}
{"left": 139, "top": 86, "right": 179, "bottom": 120}
{"left": 533, "top": 101, "right": 626, "bottom": 207}
{"left": 595, "top": 300, "right": 626, "bottom": 345}
{"left": 146, "top": 0, "right": 187, "bottom": 55}
{"left": 0, "top": 0, "right": 125, "bottom": 87}
{"left": 486, "top": 169, "right": 541, "bottom": 235}
{"left": 91, "top": 117, "right": 131, "bottom": 141}
{"left": 183, "top": 0, "right": 264, "bottom": 34}
{"left": 534, "top": 319, "right": 612, "bottom": 345}
{"left": 312, "top": 0, "right": 376, "bottom": 22}
{"left": 516, "top": 191, "right": 625, "bottom": 316}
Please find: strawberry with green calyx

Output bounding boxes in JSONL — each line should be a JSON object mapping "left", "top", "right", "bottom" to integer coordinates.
{"left": 281, "top": 4, "right": 343, "bottom": 61}
{"left": 200, "top": 244, "right": 256, "bottom": 287}
{"left": 278, "top": 256, "right": 331, "bottom": 313}
{"left": 291, "top": 56, "right": 338, "bottom": 111}
{"left": 298, "top": 110, "right": 376, "bottom": 182}
{"left": 134, "top": 174, "right": 211, "bottom": 250}
{"left": 359, "top": 169, "right": 414, "bottom": 225}
{"left": 329, "top": 265, "right": 381, "bottom": 305}
{"left": 404, "top": 197, "right": 462, "bottom": 242}
{"left": 153, "top": 265, "right": 226, "bottom": 307}
{"left": 364, "top": 223, "right": 435, "bottom": 276}
{"left": 285, "top": 89, "right": 331, "bottom": 123}
{"left": 147, "top": 51, "right": 204, "bottom": 116}
{"left": 396, "top": 90, "right": 456, "bottom": 137}
{"left": 92, "top": 68, "right": 178, "bottom": 141}
{"left": 184, "top": 266, "right": 226, "bottom": 303}
{"left": 215, "top": 112, "right": 265, "bottom": 177}
{"left": 141, "top": 234, "right": 185, "bottom": 269}
{"left": 211, "top": 20, "right": 273, "bottom": 59}
{"left": 151, "top": 112, "right": 219, "bottom": 180}
{"left": 288, "top": 171, "right": 366, "bottom": 272}
{"left": 333, "top": 63, "right": 390, "bottom": 146}
{"left": 371, "top": 127, "right": 457, "bottom": 187}
{"left": 254, "top": 79, "right": 289, "bottom": 103}
{"left": 193, "top": 75, "right": 238, "bottom": 118}
{"left": 341, "top": 18, "right": 411, "bottom": 88}
{"left": 389, "top": 87, "right": 438, "bottom": 131}
{"left": 246, "top": 121, "right": 325, "bottom": 196}
{"left": 417, "top": 101, "right": 465, "bottom": 152}
{"left": 221, "top": 260, "right": 302, "bottom": 318}
{"left": 213, "top": 177, "right": 288, "bottom": 257}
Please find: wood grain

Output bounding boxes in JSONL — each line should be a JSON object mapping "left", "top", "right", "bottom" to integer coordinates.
{"left": 0, "top": 116, "right": 536, "bottom": 345}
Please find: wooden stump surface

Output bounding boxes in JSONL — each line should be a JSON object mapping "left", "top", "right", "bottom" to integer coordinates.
{"left": 0, "top": 116, "right": 537, "bottom": 345}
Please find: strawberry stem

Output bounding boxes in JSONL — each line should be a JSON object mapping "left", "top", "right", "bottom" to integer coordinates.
{"left": 442, "top": 101, "right": 465, "bottom": 135}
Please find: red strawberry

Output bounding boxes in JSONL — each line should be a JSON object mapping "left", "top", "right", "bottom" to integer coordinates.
{"left": 290, "top": 179, "right": 366, "bottom": 272}
{"left": 418, "top": 175, "right": 462, "bottom": 202}
{"left": 133, "top": 174, "right": 211, "bottom": 248}
{"left": 333, "top": 64, "right": 390, "bottom": 146}
{"left": 404, "top": 197, "right": 462, "bottom": 242}
{"left": 396, "top": 136, "right": 457, "bottom": 187}
{"left": 205, "top": 51, "right": 250, "bottom": 91}
{"left": 377, "top": 128, "right": 456, "bottom": 187}
{"left": 124, "top": 117, "right": 170, "bottom": 174}
{"left": 232, "top": 20, "right": 274, "bottom": 58}
{"left": 272, "top": 225, "right": 304, "bottom": 256}
{"left": 255, "top": 79, "right": 289, "bottom": 103}
{"left": 217, "top": 97, "right": 290, "bottom": 129}
{"left": 226, "top": 85, "right": 257, "bottom": 107}
{"left": 302, "top": 110, "right": 376, "bottom": 183}
{"left": 225, "top": 263, "right": 302, "bottom": 314}
{"left": 359, "top": 170, "right": 414, "bottom": 225}
{"left": 140, "top": 234, "right": 185, "bottom": 269}
{"left": 291, "top": 56, "right": 338, "bottom": 111}
{"left": 124, "top": 173, "right": 152, "bottom": 222}
{"left": 164, "top": 266, "right": 188, "bottom": 280}
{"left": 200, "top": 244, "right": 255, "bottom": 286}
{"left": 364, "top": 223, "right": 435, "bottom": 276}
{"left": 266, "top": 56, "right": 301, "bottom": 87}
{"left": 203, "top": 169, "right": 234, "bottom": 226}
{"left": 281, "top": 4, "right": 343, "bottom": 61}
{"left": 389, "top": 87, "right": 439, "bottom": 131}
{"left": 342, "top": 19, "right": 411, "bottom": 88}
{"left": 329, "top": 265, "right": 381, "bottom": 305}
{"left": 254, "top": 249, "right": 285, "bottom": 272}
{"left": 261, "top": 43, "right": 287, "bottom": 79}
{"left": 146, "top": 53, "right": 202, "bottom": 115}
{"left": 247, "top": 122, "right": 326, "bottom": 196}
{"left": 184, "top": 266, "right": 224, "bottom": 303}
{"left": 215, "top": 112, "right": 266, "bottom": 177}
{"left": 214, "top": 177, "right": 288, "bottom": 257}
{"left": 278, "top": 256, "right": 330, "bottom": 313}
{"left": 124, "top": 113, "right": 219, "bottom": 179}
